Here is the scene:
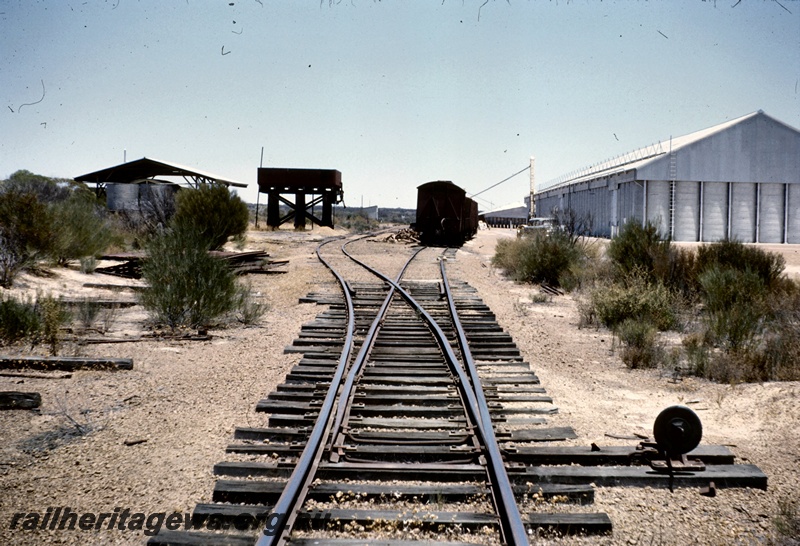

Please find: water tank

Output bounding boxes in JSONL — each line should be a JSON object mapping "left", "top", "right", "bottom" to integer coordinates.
{"left": 106, "top": 183, "right": 140, "bottom": 212}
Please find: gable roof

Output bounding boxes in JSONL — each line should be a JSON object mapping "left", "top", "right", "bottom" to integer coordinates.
{"left": 539, "top": 111, "right": 799, "bottom": 191}
{"left": 75, "top": 157, "right": 247, "bottom": 188}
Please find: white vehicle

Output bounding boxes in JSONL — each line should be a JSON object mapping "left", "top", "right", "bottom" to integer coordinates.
{"left": 516, "top": 218, "right": 554, "bottom": 237}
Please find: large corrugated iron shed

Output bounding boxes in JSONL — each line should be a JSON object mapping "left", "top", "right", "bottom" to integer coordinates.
{"left": 533, "top": 110, "right": 800, "bottom": 243}
{"left": 75, "top": 157, "right": 247, "bottom": 189}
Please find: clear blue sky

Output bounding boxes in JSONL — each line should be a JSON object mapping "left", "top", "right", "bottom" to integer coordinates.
{"left": 2, "top": 0, "right": 798, "bottom": 210}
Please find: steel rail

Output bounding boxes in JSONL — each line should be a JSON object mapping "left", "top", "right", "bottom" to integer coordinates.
{"left": 328, "top": 242, "right": 427, "bottom": 448}
{"left": 255, "top": 237, "right": 356, "bottom": 546}
{"left": 440, "top": 257, "right": 530, "bottom": 545}
{"left": 256, "top": 234, "right": 424, "bottom": 546}
{"left": 342, "top": 245, "right": 529, "bottom": 546}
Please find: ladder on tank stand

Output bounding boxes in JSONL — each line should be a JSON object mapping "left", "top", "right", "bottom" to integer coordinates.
{"left": 668, "top": 136, "right": 677, "bottom": 240}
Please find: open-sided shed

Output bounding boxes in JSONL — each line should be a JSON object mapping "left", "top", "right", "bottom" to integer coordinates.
{"left": 75, "top": 157, "right": 247, "bottom": 213}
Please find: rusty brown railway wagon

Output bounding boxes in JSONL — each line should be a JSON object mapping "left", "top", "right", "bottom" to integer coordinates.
{"left": 414, "top": 180, "right": 478, "bottom": 246}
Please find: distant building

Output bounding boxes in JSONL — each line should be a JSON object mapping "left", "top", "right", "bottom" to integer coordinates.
{"left": 534, "top": 111, "right": 800, "bottom": 242}
{"left": 481, "top": 202, "right": 529, "bottom": 228}
{"left": 361, "top": 205, "right": 379, "bottom": 220}
{"left": 76, "top": 157, "right": 247, "bottom": 215}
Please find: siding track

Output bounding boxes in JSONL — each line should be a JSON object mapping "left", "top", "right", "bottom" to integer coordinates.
{"left": 149, "top": 234, "right": 765, "bottom": 546}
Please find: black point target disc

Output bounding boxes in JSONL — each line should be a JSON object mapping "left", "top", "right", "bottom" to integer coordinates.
{"left": 653, "top": 405, "right": 702, "bottom": 456}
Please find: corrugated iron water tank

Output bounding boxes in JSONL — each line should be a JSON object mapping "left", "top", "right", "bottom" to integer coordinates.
{"left": 106, "top": 183, "right": 140, "bottom": 212}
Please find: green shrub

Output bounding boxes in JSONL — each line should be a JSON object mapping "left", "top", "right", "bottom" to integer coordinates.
{"left": 2, "top": 170, "right": 77, "bottom": 204}
{"left": 696, "top": 239, "right": 784, "bottom": 290}
{"left": 773, "top": 497, "right": 800, "bottom": 544}
{"left": 73, "top": 298, "right": 102, "bottom": 332}
{"left": 235, "top": 283, "right": 269, "bottom": 326}
{"left": 171, "top": 184, "right": 249, "bottom": 250}
{"left": 0, "top": 294, "right": 41, "bottom": 345}
{"left": 49, "top": 192, "right": 114, "bottom": 265}
{"left": 492, "top": 231, "right": 582, "bottom": 287}
{"left": 0, "top": 188, "right": 54, "bottom": 287}
{"left": 339, "top": 211, "right": 378, "bottom": 233}
{"left": 616, "top": 318, "right": 662, "bottom": 369}
{"left": 745, "top": 288, "right": 800, "bottom": 382}
{"left": 492, "top": 238, "right": 523, "bottom": 277}
{"left": 699, "top": 265, "right": 766, "bottom": 352}
{"left": 591, "top": 271, "right": 676, "bottom": 331}
{"left": 558, "top": 242, "right": 608, "bottom": 292}
{"left": 607, "top": 220, "right": 671, "bottom": 281}
{"left": 139, "top": 226, "right": 239, "bottom": 330}
{"left": 660, "top": 245, "right": 699, "bottom": 297}
{"left": 682, "top": 331, "right": 711, "bottom": 377}
{"left": 36, "top": 294, "right": 71, "bottom": 355}
{"left": 80, "top": 256, "right": 97, "bottom": 274}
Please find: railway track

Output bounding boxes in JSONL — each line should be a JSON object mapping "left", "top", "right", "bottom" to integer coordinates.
{"left": 149, "top": 233, "right": 766, "bottom": 546}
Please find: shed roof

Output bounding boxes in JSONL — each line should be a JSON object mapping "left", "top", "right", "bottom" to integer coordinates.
{"left": 75, "top": 157, "right": 247, "bottom": 188}
{"left": 539, "top": 110, "right": 798, "bottom": 192}
{"left": 482, "top": 202, "right": 529, "bottom": 218}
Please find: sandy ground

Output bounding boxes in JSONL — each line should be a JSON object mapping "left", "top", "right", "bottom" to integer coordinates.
{"left": 0, "top": 226, "right": 798, "bottom": 545}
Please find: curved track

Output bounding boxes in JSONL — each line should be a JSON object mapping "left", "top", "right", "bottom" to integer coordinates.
{"left": 148, "top": 231, "right": 764, "bottom": 546}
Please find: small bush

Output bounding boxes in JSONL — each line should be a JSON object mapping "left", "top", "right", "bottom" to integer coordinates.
{"left": 773, "top": 497, "right": 800, "bottom": 545}
{"left": 616, "top": 318, "right": 662, "bottom": 369}
{"left": 74, "top": 298, "right": 102, "bottom": 332}
{"left": 0, "top": 294, "right": 41, "bottom": 345}
{"left": 171, "top": 184, "right": 249, "bottom": 250}
{"left": 492, "top": 231, "right": 582, "bottom": 288}
{"left": 36, "top": 294, "right": 71, "bottom": 355}
{"left": 140, "top": 226, "right": 239, "bottom": 330}
{"left": 530, "top": 292, "right": 550, "bottom": 304}
{"left": 72, "top": 300, "right": 119, "bottom": 335}
{"left": 661, "top": 245, "right": 699, "bottom": 297}
{"left": 492, "top": 238, "right": 523, "bottom": 277}
{"left": 745, "top": 322, "right": 800, "bottom": 383}
{"left": 0, "top": 188, "right": 54, "bottom": 287}
{"left": 80, "top": 256, "right": 97, "bottom": 274}
{"left": 699, "top": 265, "right": 766, "bottom": 352}
{"left": 682, "top": 331, "right": 711, "bottom": 377}
{"left": 607, "top": 220, "right": 671, "bottom": 281}
{"left": 696, "top": 239, "right": 785, "bottom": 290}
{"left": 49, "top": 192, "right": 114, "bottom": 265}
{"left": 338, "top": 211, "right": 379, "bottom": 233}
{"left": 235, "top": 283, "right": 269, "bottom": 326}
{"left": 591, "top": 271, "right": 676, "bottom": 331}
{"left": 576, "top": 295, "right": 598, "bottom": 329}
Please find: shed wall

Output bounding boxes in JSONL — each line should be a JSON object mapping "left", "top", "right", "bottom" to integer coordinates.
{"left": 673, "top": 181, "right": 700, "bottom": 242}
{"left": 701, "top": 182, "right": 728, "bottom": 242}
{"left": 758, "top": 184, "right": 784, "bottom": 243}
{"left": 789, "top": 185, "right": 800, "bottom": 243}
{"left": 645, "top": 181, "right": 671, "bottom": 237}
{"left": 730, "top": 183, "right": 757, "bottom": 242}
